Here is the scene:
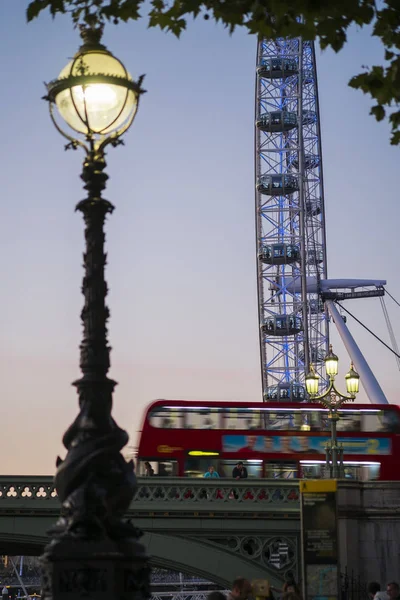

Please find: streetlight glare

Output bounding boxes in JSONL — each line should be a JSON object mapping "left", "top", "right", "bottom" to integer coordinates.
{"left": 56, "top": 82, "right": 135, "bottom": 134}
{"left": 305, "top": 367, "right": 319, "bottom": 396}
{"left": 345, "top": 363, "right": 360, "bottom": 395}
{"left": 44, "top": 27, "right": 145, "bottom": 147}
{"left": 303, "top": 347, "right": 360, "bottom": 478}
{"left": 54, "top": 52, "right": 137, "bottom": 135}
{"left": 324, "top": 344, "right": 339, "bottom": 378}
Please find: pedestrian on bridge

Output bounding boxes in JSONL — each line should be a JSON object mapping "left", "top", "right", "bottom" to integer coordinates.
{"left": 229, "top": 577, "right": 252, "bottom": 600}
{"left": 386, "top": 583, "right": 400, "bottom": 600}
{"left": 204, "top": 466, "right": 220, "bottom": 478}
{"left": 232, "top": 462, "right": 248, "bottom": 479}
{"left": 144, "top": 461, "right": 154, "bottom": 476}
{"left": 368, "top": 581, "right": 388, "bottom": 600}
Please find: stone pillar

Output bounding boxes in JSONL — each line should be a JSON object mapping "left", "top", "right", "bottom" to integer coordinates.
{"left": 337, "top": 481, "right": 400, "bottom": 586}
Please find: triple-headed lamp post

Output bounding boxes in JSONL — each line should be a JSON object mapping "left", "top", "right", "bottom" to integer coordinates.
{"left": 41, "top": 25, "right": 149, "bottom": 600}
{"left": 305, "top": 346, "right": 360, "bottom": 478}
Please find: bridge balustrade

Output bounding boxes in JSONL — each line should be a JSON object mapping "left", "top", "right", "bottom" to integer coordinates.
{"left": 0, "top": 477, "right": 300, "bottom": 513}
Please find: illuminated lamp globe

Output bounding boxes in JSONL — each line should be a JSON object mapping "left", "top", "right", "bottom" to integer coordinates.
{"left": 324, "top": 345, "right": 339, "bottom": 378}
{"left": 305, "top": 367, "right": 320, "bottom": 396}
{"left": 45, "top": 26, "right": 144, "bottom": 142}
{"left": 345, "top": 363, "right": 360, "bottom": 396}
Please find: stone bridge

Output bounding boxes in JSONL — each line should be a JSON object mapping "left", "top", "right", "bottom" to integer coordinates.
{"left": 1, "top": 477, "right": 400, "bottom": 588}
{"left": 0, "top": 477, "right": 301, "bottom": 588}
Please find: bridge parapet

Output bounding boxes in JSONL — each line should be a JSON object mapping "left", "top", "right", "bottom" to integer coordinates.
{"left": 0, "top": 476, "right": 300, "bottom": 514}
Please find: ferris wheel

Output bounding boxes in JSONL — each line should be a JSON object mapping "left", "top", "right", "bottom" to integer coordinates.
{"left": 255, "top": 37, "right": 329, "bottom": 402}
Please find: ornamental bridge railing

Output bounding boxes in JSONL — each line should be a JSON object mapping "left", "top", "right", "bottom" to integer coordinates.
{"left": 0, "top": 476, "right": 300, "bottom": 515}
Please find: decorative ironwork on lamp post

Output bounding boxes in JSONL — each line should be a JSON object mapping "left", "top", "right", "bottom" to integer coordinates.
{"left": 41, "top": 24, "right": 149, "bottom": 600}
{"left": 305, "top": 345, "right": 360, "bottom": 478}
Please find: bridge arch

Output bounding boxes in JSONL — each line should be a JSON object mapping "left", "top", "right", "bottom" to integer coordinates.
{"left": 144, "top": 532, "right": 287, "bottom": 589}
{"left": 0, "top": 530, "right": 289, "bottom": 590}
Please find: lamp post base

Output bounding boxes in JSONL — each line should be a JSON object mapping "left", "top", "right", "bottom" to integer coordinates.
{"left": 41, "top": 537, "right": 150, "bottom": 600}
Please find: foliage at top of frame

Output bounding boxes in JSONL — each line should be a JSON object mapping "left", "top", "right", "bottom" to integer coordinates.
{"left": 26, "top": 0, "right": 400, "bottom": 144}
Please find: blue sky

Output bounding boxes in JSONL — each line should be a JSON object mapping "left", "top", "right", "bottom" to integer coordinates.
{"left": 1, "top": 1, "right": 399, "bottom": 474}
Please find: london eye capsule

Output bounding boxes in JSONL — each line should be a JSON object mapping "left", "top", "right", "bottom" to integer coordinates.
{"left": 258, "top": 243, "right": 300, "bottom": 265}
{"left": 264, "top": 382, "right": 306, "bottom": 402}
{"left": 257, "top": 58, "right": 298, "bottom": 79}
{"left": 257, "top": 174, "right": 299, "bottom": 196}
{"left": 256, "top": 111, "right": 297, "bottom": 133}
{"left": 261, "top": 314, "right": 303, "bottom": 336}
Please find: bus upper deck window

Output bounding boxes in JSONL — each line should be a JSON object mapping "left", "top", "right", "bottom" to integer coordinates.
{"left": 185, "top": 409, "right": 221, "bottom": 429}
{"left": 361, "top": 411, "right": 400, "bottom": 432}
{"left": 337, "top": 412, "right": 361, "bottom": 432}
{"left": 149, "top": 408, "right": 183, "bottom": 428}
{"left": 265, "top": 411, "right": 294, "bottom": 431}
{"left": 224, "top": 409, "right": 262, "bottom": 431}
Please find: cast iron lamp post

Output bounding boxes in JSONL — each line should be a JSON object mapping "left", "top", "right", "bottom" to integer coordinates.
{"left": 40, "top": 25, "right": 149, "bottom": 600}
{"left": 305, "top": 346, "right": 360, "bottom": 478}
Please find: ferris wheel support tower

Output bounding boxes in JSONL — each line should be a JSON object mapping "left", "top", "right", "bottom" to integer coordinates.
{"left": 255, "top": 37, "right": 329, "bottom": 401}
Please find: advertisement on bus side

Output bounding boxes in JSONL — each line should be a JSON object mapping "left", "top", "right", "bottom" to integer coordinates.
{"left": 222, "top": 435, "right": 391, "bottom": 455}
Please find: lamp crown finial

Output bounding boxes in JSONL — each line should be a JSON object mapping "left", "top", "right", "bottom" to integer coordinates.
{"left": 79, "top": 23, "right": 105, "bottom": 49}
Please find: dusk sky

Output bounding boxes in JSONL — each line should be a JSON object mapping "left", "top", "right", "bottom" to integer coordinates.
{"left": 1, "top": 1, "right": 399, "bottom": 474}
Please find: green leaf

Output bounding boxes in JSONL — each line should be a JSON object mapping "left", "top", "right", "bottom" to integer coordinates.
{"left": 389, "top": 110, "right": 400, "bottom": 128}
{"left": 370, "top": 104, "right": 385, "bottom": 121}
{"left": 390, "top": 130, "right": 400, "bottom": 145}
{"left": 27, "top": 0, "right": 51, "bottom": 21}
{"left": 24, "top": 0, "right": 400, "bottom": 145}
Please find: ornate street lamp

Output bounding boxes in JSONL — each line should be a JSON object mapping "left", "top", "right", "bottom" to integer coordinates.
{"left": 305, "top": 345, "right": 360, "bottom": 478}
{"left": 40, "top": 25, "right": 149, "bottom": 600}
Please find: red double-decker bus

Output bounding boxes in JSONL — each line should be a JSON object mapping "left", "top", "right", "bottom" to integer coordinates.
{"left": 136, "top": 400, "right": 400, "bottom": 480}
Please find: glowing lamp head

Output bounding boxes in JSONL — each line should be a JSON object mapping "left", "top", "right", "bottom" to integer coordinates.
{"left": 45, "top": 25, "right": 145, "bottom": 144}
{"left": 345, "top": 363, "right": 360, "bottom": 396}
{"left": 305, "top": 366, "right": 320, "bottom": 396}
{"left": 324, "top": 344, "right": 339, "bottom": 378}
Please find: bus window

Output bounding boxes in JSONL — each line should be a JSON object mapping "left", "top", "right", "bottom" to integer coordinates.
{"left": 294, "top": 410, "right": 323, "bottom": 431}
{"left": 138, "top": 460, "right": 178, "bottom": 476}
{"left": 185, "top": 409, "right": 220, "bottom": 429}
{"left": 149, "top": 407, "right": 183, "bottom": 428}
{"left": 308, "top": 410, "right": 329, "bottom": 431}
{"left": 319, "top": 413, "right": 330, "bottom": 431}
{"left": 247, "top": 412, "right": 262, "bottom": 429}
{"left": 184, "top": 457, "right": 219, "bottom": 477}
{"left": 380, "top": 410, "right": 400, "bottom": 432}
{"left": 337, "top": 464, "right": 380, "bottom": 481}
{"left": 300, "top": 462, "right": 380, "bottom": 481}
{"left": 223, "top": 409, "right": 261, "bottom": 430}
{"left": 361, "top": 411, "right": 400, "bottom": 433}
{"left": 264, "top": 462, "right": 297, "bottom": 479}
{"left": 220, "top": 460, "right": 262, "bottom": 478}
{"left": 264, "top": 411, "right": 295, "bottom": 430}
{"left": 300, "top": 463, "right": 324, "bottom": 479}
{"left": 223, "top": 408, "right": 237, "bottom": 429}
{"left": 337, "top": 412, "right": 361, "bottom": 432}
